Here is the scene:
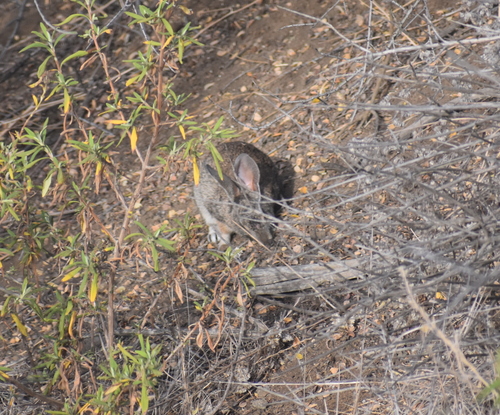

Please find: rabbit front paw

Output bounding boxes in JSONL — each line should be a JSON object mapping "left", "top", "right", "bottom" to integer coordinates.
{"left": 208, "top": 227, "right": 220, "bottom": 243}
{"left": 208, "top": 226, "right": 231, "bottom": 247}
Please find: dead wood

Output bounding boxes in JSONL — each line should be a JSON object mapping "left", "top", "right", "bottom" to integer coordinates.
{"left": 249, "top": 259, "right": 364, "bottom": 295}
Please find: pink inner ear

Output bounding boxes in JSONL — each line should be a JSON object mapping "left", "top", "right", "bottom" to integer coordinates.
{"left": 238, "top": 169, "right": 257, "bottom": 191}
{"left": 236, "top": 156, "right": 259, "bottom": 191}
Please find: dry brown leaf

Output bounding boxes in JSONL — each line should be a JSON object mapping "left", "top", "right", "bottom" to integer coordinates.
{"left": 196, "top": 330, "right": 204, "bottom": 348}
{"left": 174, "top": 279, "right": 183, "bottom": 303}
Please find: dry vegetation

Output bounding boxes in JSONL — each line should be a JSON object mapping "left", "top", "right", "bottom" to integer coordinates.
{"left": 1, "top": 0, "right": 500, "bottom": 414}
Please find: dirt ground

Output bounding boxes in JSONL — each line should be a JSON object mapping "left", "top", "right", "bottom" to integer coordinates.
{"left": 1, "top": 0, "right": 500, "bottom": 414}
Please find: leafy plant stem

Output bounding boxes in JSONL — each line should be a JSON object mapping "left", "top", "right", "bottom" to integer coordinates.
{"left": 106, "top": 33, "right": 167, "bottom": 352}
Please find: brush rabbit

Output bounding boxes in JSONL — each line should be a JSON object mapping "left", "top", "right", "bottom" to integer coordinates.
{"left": 194, "top": 141, "right": 281, "bottom": 246}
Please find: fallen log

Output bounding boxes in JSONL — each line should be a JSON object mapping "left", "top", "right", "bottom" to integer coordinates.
{"left": 249, "top": 259, "right": 365, "bottom": 295}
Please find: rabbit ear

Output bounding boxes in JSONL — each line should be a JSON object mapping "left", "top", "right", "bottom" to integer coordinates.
{"left": 234, "top": 153, "right": 260, "bottom": 192}
{"left": 205, "top": 164, "right": 240, "bottom": 199}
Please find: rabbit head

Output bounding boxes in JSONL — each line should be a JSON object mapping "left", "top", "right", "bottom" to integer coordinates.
{"left": 205, "top": 153, "right": 274, "bottom": 245}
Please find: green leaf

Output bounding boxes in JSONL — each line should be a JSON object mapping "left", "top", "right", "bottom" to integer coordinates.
{"left": 244, "top": 273, "right": 256, "bottom": 288}
{"left": 125, "top": 11, "right": 148, "bottom": 24}
{"left": 140, "top": 382, "right": 149, "bottom": 413}
{"left": 213, "top": 116, "right": 224, "bottom": 131}
{"left": 162, "top": 18, "right": 174, "bottom": 36}
{"left": 117, "top": 343, "right": 138, "bottom": 363}
{"left": 54, "top": 33, "right": 66, "bottom": 48}
{"left": 6, "top": 206, "right": 20, "bottom": 221}
{"left": 144, "top": 40, "right": 161, "bottom": 47}
{"left": 20, "top": 42, "right": 50, "bottom": 53}
{"left": 65, "top": 300, "right": 74, "bottom": 316}
{"left": 178, "top": 22, "right": 191, "bottom": 36}
{"left": 177, "top": 39, "right": 184, "bottom": 63}
{"left": 22, "top": 156, "right": 47, "bottom": 172}
{"left": 1, "top": 296, "right": 12, "bottom": 317}
{"left": 156, "top": 238, "right": 176, "bottom": 251}
{"left": 478, "top": 377, "right": 500, "bottom": 402}
{"left": 58, "top": 313, "right": 65, "bottom": 339}
{"left": 208, "top": 251, "right": 224, "bottom": 261}
{"left": 39, "top": 23, "right": 50, "bottom": 40}
{"left": 151, "top": 246, "right": 159, "bottom": 272}
{"left": 207, "top": 143, "right": 224, "bottom": 180}
{"left": 124, "top": 232, "right": 144, "bottom": 241}
{"left": 133, "top": 221, "right": 150, "bottom": 235}
{"left": 125, "top": 11, "right": 144, "bottom": 20}
{"left": 56, "top": 13, "right": 88, "bottom": 26}
{"left": 42, "top": 172, "right": 54, "bottom": 197}
{"left": 57, "top": 167, "right": 64, "bottom": 184}
{"left": 37, "top": 56, "right": 52, "bottom": 78}
{"left": 61, "top": 50, "right": 88, "bottom": 67}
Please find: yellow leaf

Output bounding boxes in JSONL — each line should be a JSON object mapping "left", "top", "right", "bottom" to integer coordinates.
{"left": 296, "top": 353, "right": 303, "bottom": 360}
{"left": 11, "top": 314, "right": 28, "bottom": 337}
{"left": 79, "top": 403, "right": 91, "bottom": 412}
{"left": 32, "top": 95, "right": 38, "bottom": 106}
{"left": 89, "top": 274, "right": 98, "bottom": 303}
{"left": 105, "top": 384, "right": 122, "bottom": 395}
{"left": 63, "top": 88, "right": 70, "bottom": 114}
{"left": 299, "top": 186, "right": 308, "bottom": 194}
{"left": 130, "top": 127, "right": 138, "bottom": 152}
{"left": 192, "top": 157, "right": 200, "bottom": 185}
{"left": 79, "top": 213, "right": 87, "bottom": 233}
{"left": 29, "top": 78, "right": 43, "bottom": 88}
{"left": 179, "top": 124, "right": 186, "bottom": 140}
{"left": 435, "top": 291, "right": 446, "bottom": 300}
{"left": 68, "top": 310, "right": 76, "bottom": 339}
{"left": 95, "top": 161, "right": 102, "bottom": 177}
{"left": 179, "top": 5, "right": 193, "bottom": 14}
{"left": 126, "top": 75, "right": 139, "bottom": 87}
{"left": 62, "top": 267, "right": 81, "bottom": 282}
{"left": 106, "top": 120, "right": 127, "bottom": 125}
{"left": 162, "top": 36, "right": 174, "bottom": 49}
